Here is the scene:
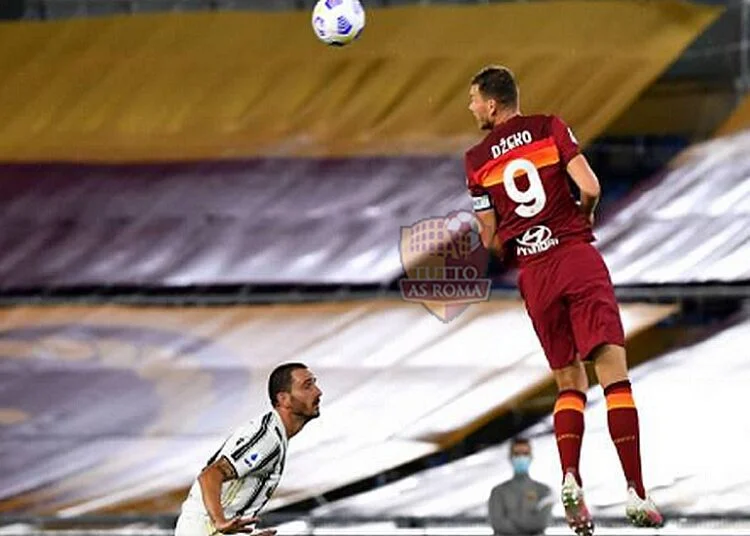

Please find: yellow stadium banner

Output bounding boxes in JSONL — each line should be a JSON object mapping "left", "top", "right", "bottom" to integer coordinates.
{"left": 0, "top": 1, "right": 721, "bottom": 161}
{"left": 715, "top": 92, "right": 750, "bottom": 137}
{"left": 607, "top": 81, "right": 737, "bottom": 139}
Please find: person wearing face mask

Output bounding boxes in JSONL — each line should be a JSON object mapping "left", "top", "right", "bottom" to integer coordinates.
{"left": 488, "top": 437, "right": 553, "bottom": 536}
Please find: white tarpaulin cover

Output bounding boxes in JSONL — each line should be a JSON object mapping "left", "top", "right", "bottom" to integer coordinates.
{"left": 314, "top": 316, "right": 750, "bottom": 517}
{"left": 0, "top": 301, "right": 672, "bottom": 514}
{"left": 597, "top": 130, "right": 750, "bottom": 284}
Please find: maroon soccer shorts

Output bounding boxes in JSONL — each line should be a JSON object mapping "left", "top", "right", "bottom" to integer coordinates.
{"left": 517, "top": 241, "right": 625, "bottom": 370}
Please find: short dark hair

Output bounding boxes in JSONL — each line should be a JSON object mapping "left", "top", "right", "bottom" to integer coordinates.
{"left": 471, "top": 65, "right": 518, "bottom": 109}
{"left": 510, "top": 436, "right": 531, "bottom": 453}
{"left": 268, "top": 362, "right": 308, "bottom": 407}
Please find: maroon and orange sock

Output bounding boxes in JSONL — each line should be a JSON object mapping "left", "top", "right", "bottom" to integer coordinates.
{"left": 553, "top": 389, "right": 586, "bottom": 485}
{"left": 605, "top": 379, "right": 646, "bottom": 499}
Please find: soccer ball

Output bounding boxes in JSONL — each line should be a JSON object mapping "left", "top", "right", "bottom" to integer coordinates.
{"left": 444, "top": 211, "right": 482, "bottom": 253}
{"left": 311, "top": 0, "right": 365, "bottom": 47}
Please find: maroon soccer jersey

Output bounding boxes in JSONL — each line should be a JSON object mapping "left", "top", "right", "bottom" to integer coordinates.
{"left": 464, "top": 114, "right": 593, "bottom": 266}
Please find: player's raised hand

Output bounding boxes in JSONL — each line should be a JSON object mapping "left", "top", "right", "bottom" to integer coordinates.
{"left": 214, "top": 515, "right": 260, "bottom": 534}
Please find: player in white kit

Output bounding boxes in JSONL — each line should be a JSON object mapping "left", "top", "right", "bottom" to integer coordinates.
{"left": 175, "top": 363, "right": 322, "bottom": 535}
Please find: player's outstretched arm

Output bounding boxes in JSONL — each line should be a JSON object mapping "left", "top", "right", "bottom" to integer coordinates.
{"left": 566, "top": 154, "right": 601, "bottom": 225}
{"left": 198, "top": 456, "right": 256, "bottom": 534}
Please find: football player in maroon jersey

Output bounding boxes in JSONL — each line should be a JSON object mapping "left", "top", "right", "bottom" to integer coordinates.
{"left": 464, "top": 66, "right": 663, "bottom": 536}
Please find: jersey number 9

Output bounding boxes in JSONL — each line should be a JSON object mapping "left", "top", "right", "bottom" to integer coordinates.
{"left": 503, "top": 158, "right": 546, "bottom": 218}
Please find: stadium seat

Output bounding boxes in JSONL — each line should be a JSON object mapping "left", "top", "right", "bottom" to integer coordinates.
{"left": 40, "top": 0, "right": 85, "bottom": 18}
{"left": 130, "top": 0, "right": 179, "bottom": 12}
{"left": 84, "top": 0, "right": 131, "bottom": 16}
{"left": 171, "top": 0, "right": 214, "bottom": 11}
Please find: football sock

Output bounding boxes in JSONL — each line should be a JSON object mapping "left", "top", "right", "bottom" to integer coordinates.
{"left": 605, "top": 379, "right": 646, "bottom": 499}
{"left": 554, "top": 389, "right": 586, "bottom": 486}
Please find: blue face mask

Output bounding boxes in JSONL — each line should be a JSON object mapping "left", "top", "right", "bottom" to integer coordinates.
{"left": 511, "top": 455, "right": 531, "bottom": 474}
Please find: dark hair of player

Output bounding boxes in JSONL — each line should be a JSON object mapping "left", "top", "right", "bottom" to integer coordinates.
{"left": 471, "top": 65, "right": 518, "bottom": 110}
{"left": 268, "top": 362, "right": 308, "bottom": 407}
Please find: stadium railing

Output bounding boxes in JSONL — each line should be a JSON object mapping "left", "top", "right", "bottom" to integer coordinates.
{"left": 5, "top": 513, "right": 750, "bottom": 535}
{"left": 1, "top": 281, "right": 750, "bottom": 309}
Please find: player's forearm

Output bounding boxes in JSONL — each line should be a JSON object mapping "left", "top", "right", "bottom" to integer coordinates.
{"left": 490, "top": 233, "right": 504, "bottom": 255}
{"left": 480, "top": 227, "right": 500, "bottom": 251}
{"left": 479, "top": 228, "right": 492, "bottom": 250}
{"left": 476, "top": 210, "right": 498, "bottom": 251}
{"left": 198, "top": 469, "right": 228, "bottom": 526}
{"left": 567, "top": 154, "right": 601, "bottom": 217}
{"left": 579, "top": 191, "right": 599, "bottom": 218}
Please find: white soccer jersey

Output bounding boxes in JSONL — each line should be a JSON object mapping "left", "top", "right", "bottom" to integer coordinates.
{"left": 180, "top": 409, "right": 289, "bottom": 523}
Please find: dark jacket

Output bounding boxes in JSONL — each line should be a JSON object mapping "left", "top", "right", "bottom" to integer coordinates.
{"left": 488, "top": 473, "right": 553, "bottom": 536}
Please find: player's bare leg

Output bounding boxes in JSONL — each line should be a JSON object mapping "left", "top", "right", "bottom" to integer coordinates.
{"left": 553, "top": 360, "right": 594, "bottom": 536}
{"left": 592, "top": 344, "right": 664, "bottom": 528}
{"left": 554, "top": 359, "right": 589, "bottom": 392}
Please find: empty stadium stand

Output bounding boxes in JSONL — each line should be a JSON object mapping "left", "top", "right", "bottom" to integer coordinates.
{"left": 1, "top": 0, "right": 749, "bottom": 532}
{"left": 312, "top": 314, "right": 750, "bottom": 518}
{"left": 0, "top": 300, "right": 674, "bottom": 514}
{"left": 597, "top": 129, "right": 750, "bottom": 285}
